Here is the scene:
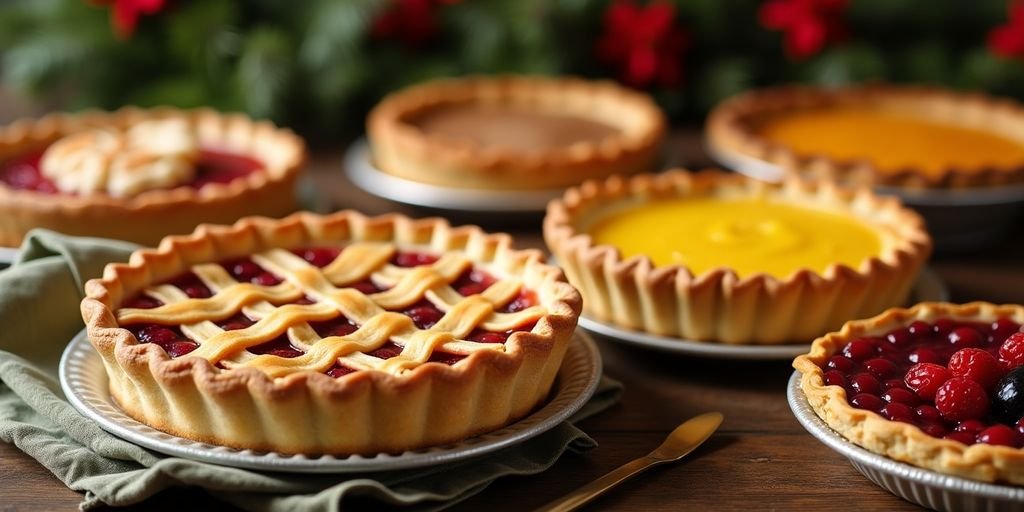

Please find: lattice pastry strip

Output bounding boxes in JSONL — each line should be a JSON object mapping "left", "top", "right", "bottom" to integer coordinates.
{"left": 116, "top": 242, "right": 546, "bottom": 378}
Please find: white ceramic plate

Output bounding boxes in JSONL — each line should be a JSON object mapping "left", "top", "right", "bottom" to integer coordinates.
{"left": 787, "top": 372, "right": 1024, "bottom": 511}
{"left": 343, "top": 138, "right": 566, "bottom": 212}
{"left": 579, "top": 267, "right": 949, "bottom": 360}
{"left": 60, "top": 330, "right": 602, "bottom": 473}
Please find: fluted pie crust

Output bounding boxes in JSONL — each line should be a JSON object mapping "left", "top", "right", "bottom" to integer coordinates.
{"left": 81, "top": 211, "right": 581, "bottom": 455}
{"left": 367, "top": 75, "right": 666, "bottom": 190}
{"left": 794, "top": 302, "right": 1024, "bottom": 484}
{"left": 543, "top": 170, "right": 931, "bottom": 344}
{"left": 0, "top": 107, "right": 306, "bottom": 247}
{"left": 706, "top": 84, "right": 1024, "bottom": 189}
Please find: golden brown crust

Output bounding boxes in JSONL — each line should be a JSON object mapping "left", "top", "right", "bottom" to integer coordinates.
{"left": 81, "top": 211, "right": 582, "bottom": 455}
{"left": 793, "top": 302, "right": 1024, "bottom": 484}
{"left": 706, "top": 84, "right": 1024, "bottom": 189}
{"left": 367, "top": 75, "right": 666, "bottom": 190}
{"left": 543, "top": 169, "right": 932, "bottom": 344}
{"left": 0, "top": 107, "right": 306, "bottom": 247}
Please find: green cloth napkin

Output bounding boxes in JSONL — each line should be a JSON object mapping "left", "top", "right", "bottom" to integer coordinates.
{"left": 0, "top": 230, "right": 622, "bottom": 511}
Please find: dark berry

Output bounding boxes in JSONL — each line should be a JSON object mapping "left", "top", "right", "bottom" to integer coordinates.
{"left": 864, "top": 358, "right": 898, "bottom": 379}
{"left": 393, "top": 252, "right": 439, "bottom": 268}
{"left": 915, "top": 405, "right": 942, "bottom": 423}
{"left": 406, "top": 303, "right": 444, "bottom": 329}
{"left": 935, "top": 377, "right": 989, "bottom": 422}
{"left": 164, "top": 341, "right": 198, "bottom": 358}
{"left": 326, "top": 364, "right": 355, "bottom": 378}
{"left": 907, "top": 321, "right": 932, "bottom": 336}
{"left": 252, "top": 272, "right": 281, "bottom": 286}
{"left": 920, "top": 422, "right": 949, "bottom": 438}
{"left": 231, "top": 260, "right": 261, "bottom": 280}
{"left": 849, "top": 373, "right": 882, "bottom": 395}
{"left": 881, "top": 388, "right": 919, "bottom": 406}
{"left": 999, "top": 332, "right": 1024, "bottom": 370}
{"left": 993, "top": 366, "right": 1024, "bottom": 424}
{"left": 136, "top": 325, "right": 179, "bottom": 345}
{"left": 881, "top": 403, "right": 914, "bottom": 423}
{"left": 977, "top": 425, "right": 1021, "bottom": 447}
{"left": 907, "top": 348, "right": 941, "bottom": 365}
{"left": 843, "top": 338, "right": 878, "bottom": 361}
{"left": 933, "top": 318, "right": 957, "bottom": 336}
{"left": 905, "top": 363, "right": 951, "bottom": 401}
{"left": 850, "top": 393, "right": 885, "bottom": 412}
{"left": 123, "top": 296, "right": 162, "bottom": 309}
{"left": 945, "top": 431, "right": 977, "bottom": 445}
{"left": 948, "top": 348, "right": 1003, "bottom": 391}
{"left": 468, "top": 331, "right": 510, "bottom": 344}
{"left": 886, "top": 328, "right": 912, "bottom": 347}
{"left": 883, "top": 378, "right": 906, "bottom": 390}
{"left": 955, "top": 419, "right": 987, "bottom": 433}
{"left": 826, "top": 355, "right": 854, "bottom": 372}
{"left": 298, "top": 247, "right": 340, "bottom": 268}
{"left": 949, "top": 327, "right": 984, "bottom": 348}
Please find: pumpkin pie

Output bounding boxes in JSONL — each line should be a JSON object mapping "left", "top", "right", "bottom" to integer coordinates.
{"left": 543, "top": 170, "right": 932, "bottom": 344}
{"left": 0, "top": 107, "right": 306, "bottom": 247}
{"left": 367, "top": 75, "right": 666, "bottom": 190}
{"left": 706, "top": 84, "right": 1024, "bottom": 189}
{"left": 794, "top": 302, "right": 1024, "bottom": 484}
{"left": 81, "top": 211, "right": 581, "bottom": 455}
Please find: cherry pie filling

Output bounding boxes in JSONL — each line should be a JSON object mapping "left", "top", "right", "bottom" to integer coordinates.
{"left": 0, "top": 148, "right": 263, "bottom": 194}
{"left": 120, "top": 247, "right": 539, "bottom": 378}
{"left": 821, "top": 318, "right": 1024, "bottom": 447}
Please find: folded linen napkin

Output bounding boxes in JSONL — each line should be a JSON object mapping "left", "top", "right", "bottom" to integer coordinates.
{"left": 0, "top": 230, "right": 621, "bottom": 511}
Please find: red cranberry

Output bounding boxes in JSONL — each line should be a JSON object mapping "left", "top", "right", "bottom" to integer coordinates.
{"left": 907, "top": 348, "right": 941, "bottom": 365}
{"left": 406, "top": 304, "right": 444, "bottom": 329}
{"left": 136, "top": 325, "right": 179, "bottom": 345}
{"left": 826, "top": 356, "right": 855, "bottom": 372}
{"left": 977, "top": 425, "right": 1021, "bottom": 447}
{"left": 881, "top": 403, "right": 914, "bottom": 423}
{"left": 393, "top": 252, "right": 439, "bottom": 268}
{"left": 883, "top": 378, "right": 906, "bottom": 390}
{"left": 843, "top": 338, "right": 878, "bottom": 361}
{"left": 1000, "top": 332, "right": 1024, "bottom": 370}
{"left": 920, "top": 422, "right": 949, "bottom": 438}
{"left": 886, "top": 329, "right": 912, "bottom": 347}
{"left": 992, "top": 318, "right": 1022, "bottom": 343}
{"left": 933, "top": 318, "right": 957, "bottom": 336}
{"left": 907, "top": 321, "right": 932, "bottom": 336}
{"left": 164, "top": 341, "right": 198, "bottom": 358}
{"left": 850, "top": 393, "right": 885, "bottom": 412}
{"left": 945, "top": 431, "right": 977, "bottom": 445}
{"left": 949, "top": 327, "right": 984, "bottom": 348}
{"left": 231, "top": 260, "right": 261, "bottom": 280}
{"left": 935, "top": 378, "right": 989, "bottom": 422}
{"left": 350, "top": 280, "right": 381, "bottom": 294}
{"left": 124, "top": 296, "right": 162, "bottom": 309}
{"left": 369, "top": 342, "right": 404, "bottom": 359}
{"left": 954, "top": 419, "right": 987, "bottom": 433}
{"left": 915, "top": 405, "right": 943, "bottom": 423}
{"left": 468, "top": 331, "right": 510, "bottom": 344}
{"left": 457, "top": 282, "right": 490, "bottom": 296}
{"left": 864, "top": 358, "right": 898, "bottom": 379}
{"left": 298, "top": 247, "right": 341, "bottom": 267}
{"left": 324, "top": 322, "right": 358, "bottom": 338}
{"left": 882, "top": 388, "right": 919, "bottom": 406}
{"left": 849, "top": 373, "right": 882, "bottom": 395}
{"left": 905, "top": 363, "right": 952, "bottom": 401}
{"left": 948, "top": 348, "right": 1003, "bottom": 391}
{"left": 252, "top": 272, "right": 281, "bottom": 286}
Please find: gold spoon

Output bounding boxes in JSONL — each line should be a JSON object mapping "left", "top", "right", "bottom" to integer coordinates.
{"left": 534, "top": 412, "right": 725, "bottom": 512}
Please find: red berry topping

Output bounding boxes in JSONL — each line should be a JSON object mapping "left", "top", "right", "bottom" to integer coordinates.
{"left": 886, "top": 328, "right": 912, "bottom": 347}
{"left": 977, "top": 425, "right": 1021, "bottom": 447}
{"left": 945, "top": 431, "right": 977, "bottom": 445}
{"left": 297, "top": 247, "right": 341, "bottom": 268}
{"left": 164, "top": 341, "right": 199, "bottom": 358}
{"left": 905, "top": 363, "right": 952, "bottom": 401}
{"left": 915, "top": 405, "right": 942, "bottom": 423}
{"left": 881, "top": 403, "right": 914, "bottom": 423}
{"left": 991, "top": 318, "right": 1021, "bottom": 343}
{"left": 123, "top": 296, "right": 163, "bottom": 309}
{"left": 843, "top": 338, "right": 878, "bottom": 361}
{"left": 850, "top": 393, "right": 884, "bottom": 412}
{"left": 948, "top": 348, "right": 1003, "bottom": 391}
{"left": 230, "top": 260, "right": 261, "bottom": 281}
{"left": 326, "top": 364, "right": 355, "bottom": 378}
{"left": 825, "top": 355, "right": 854, "bottom": 372}
{"left": 468, "top": 330, "right": 510, "bottom": 344}
{"left": 907, "top": 348, "right": 941, "bottom": 365}
{"left": 948, "top": 327, "right": 984, "bottom": 348}
{"left": 933, "top": 319, "right": 957, "bottom": 335}
{"left": 1000, "top": 332, "right": 1024, "bottom": 370}
{"left": 864, "top": 358, "right": 897, "bottom": 378}
{"left": 954, "top": 419, "right": 986, "bottom": 433}
{"left": 935, "top": 378, "right": 989, "bottom": 422}
{"left": 252, "top": 272, "right": 281, "bottom": 286}
{"left": 405, "top": 302, "right": 444, "bottom": 329}
{"left": 393, "top": 251, "right": 439, "bottom": 268}
{"left": 881, "top": 388, "right": 919, "bottom": 406}
{"left": 135, "top": 325, "right": 180, "bottom": 345}
{"left": 849, "top": 373, "right": 881, "bottom": 395}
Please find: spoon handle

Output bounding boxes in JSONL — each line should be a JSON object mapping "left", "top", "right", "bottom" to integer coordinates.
{"left": 533, "top": 456, "right": 660, "bottom": 512}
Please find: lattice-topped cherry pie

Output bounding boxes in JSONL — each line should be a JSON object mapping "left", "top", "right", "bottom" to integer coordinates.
{"left": 81, "top": 211, "right": 581, "bottom": 455}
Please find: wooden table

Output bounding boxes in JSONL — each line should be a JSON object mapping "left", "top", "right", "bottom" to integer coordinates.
{"left": 3, "top": 136, "right": 1024, "bottom": 511}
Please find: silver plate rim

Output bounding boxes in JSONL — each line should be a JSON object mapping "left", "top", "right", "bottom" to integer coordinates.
{"left": 787, "top": 371, "right": 1024, "bottom": 504}
{"left": 343, "top": 138, "right": 564, "bottom": 212}
{"left": 60, "top": 329, "right": 603, "bottom": 473}
{"left": 706, "top": 139, "right": 1024, "bottom": 206}
{"left": 578, "top": 266, "right": 948, "bottom": 360}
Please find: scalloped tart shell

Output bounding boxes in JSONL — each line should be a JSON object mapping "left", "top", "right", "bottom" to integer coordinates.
{"left": 706, "top": 84, "right": 1024, "bottom": 189}
{"left": 367, "top": 75, "right": 666, "bottom": 190}
{"left": 543, "top": 170, "right": 931, "bottom": 344}
{"left": 794, "top": 302, "right": 1024, "bottom": 484}
{"left": 0, "top": 107, "right": 306, "bottom": 247}
{"left": 81, "top": 211, "right": 581, "bottom": 455}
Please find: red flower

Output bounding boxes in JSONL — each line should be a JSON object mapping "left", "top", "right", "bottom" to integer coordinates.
{"left": 759, "top": 0, "right": 848, "bottom": 61}
{"left": 595, "top": 1, "right": 688, "bottom": 88}
{"left": 989, "top": 2, "right": 1024, "bottom": 58}
{"left": 372, "top": 0, "right": 457, "bottom": 48}
{"left": 90, "top": 0, "right": 167, "bottom": 39}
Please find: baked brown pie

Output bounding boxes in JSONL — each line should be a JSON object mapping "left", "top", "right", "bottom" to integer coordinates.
{"left": 367, "top": 75, "right": 666, "bottom": 190}
{"left": 706, "top": 84, "right": 1024, "bottom": 189}
{"left": 81, "top": 211, "right": 581, "bottom": 455}
{"left": 544, "top": 170, "right": 931, "bottom": 344}
{"left": 795, "top": 302, "right": 1024, "bottom": 484}
{"left": 0, "top": 107, "right": 305, "bottom": 247}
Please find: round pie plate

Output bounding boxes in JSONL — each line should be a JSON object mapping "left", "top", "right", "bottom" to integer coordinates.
{"left": 706, "top": 141, "right": 1024, "bottom": 252}
{"left": 0, "top": 246, "right": 18, "bottom": 268}
{"left": 60, "top": 329, "right": 602, "bottom": 473}
{"left": 787, "top": 372, "right": 1024, "bottom": 511}
{"left": 579, "top": 266, "right": 948, "bottom": 360}
{"left": 343, "top": 138, "right": 566, "bottom": 213}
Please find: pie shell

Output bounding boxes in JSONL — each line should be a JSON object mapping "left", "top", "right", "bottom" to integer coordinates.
{"left": 367, "top": 75, "right": 666, "bottom": 190}
{"left": 793, "top": 302, "right": 1024, "bottom": 484}
{"left": 0, "top": 107, "right": 306, "bottom": 247}
{"left": 706, "top": 84, "right": 1024, "bottom": 189}
{"left": 81, "top": 211, "right": 582, "bottom": 455}
{"left": 543, "top": 170, "right": 932, "bottom": 344}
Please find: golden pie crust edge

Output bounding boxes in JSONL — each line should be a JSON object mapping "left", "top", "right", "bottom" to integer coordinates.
{"left": 542, "top": 170, "right": 932, "bottom": 344}
{"left": 80, "top": 211, "right": 582, "bottom": 455}
{"left": 793, "top": 302, "right": 1024, "bottom": 484}
{"left": 367, "top": 75, "right": 667, "bottom": 190}
{"left": 0, "top": 107, "right": 306, "bottom": 247}
{"left": 706, "top": 84, "right": 1024, "bottom": 189}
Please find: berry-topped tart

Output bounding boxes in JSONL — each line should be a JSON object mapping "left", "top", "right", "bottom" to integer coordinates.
{"left": 794, "top": 302, "right": 1024, "bottom": 483}
{"left": 706, "top": 84, "right": 1024, "bottom": 190}
{"left": 544, "top": 170, "right": 931, "bottom": 345}
{"left": 80, "top": 211, "right": 581, "bottom": 455}
{"left": 367, "top": 75, "right": 666, "bottom": 190}
{"left": 0, "top": 107, "right": 305, "bottom": 247}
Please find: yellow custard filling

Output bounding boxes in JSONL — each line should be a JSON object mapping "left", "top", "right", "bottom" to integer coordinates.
{"left": 758, "top": 107, "right": 1024, "bottom": 176}
{"left": 588, "top": 197, "right": 882, "bottom": 278}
